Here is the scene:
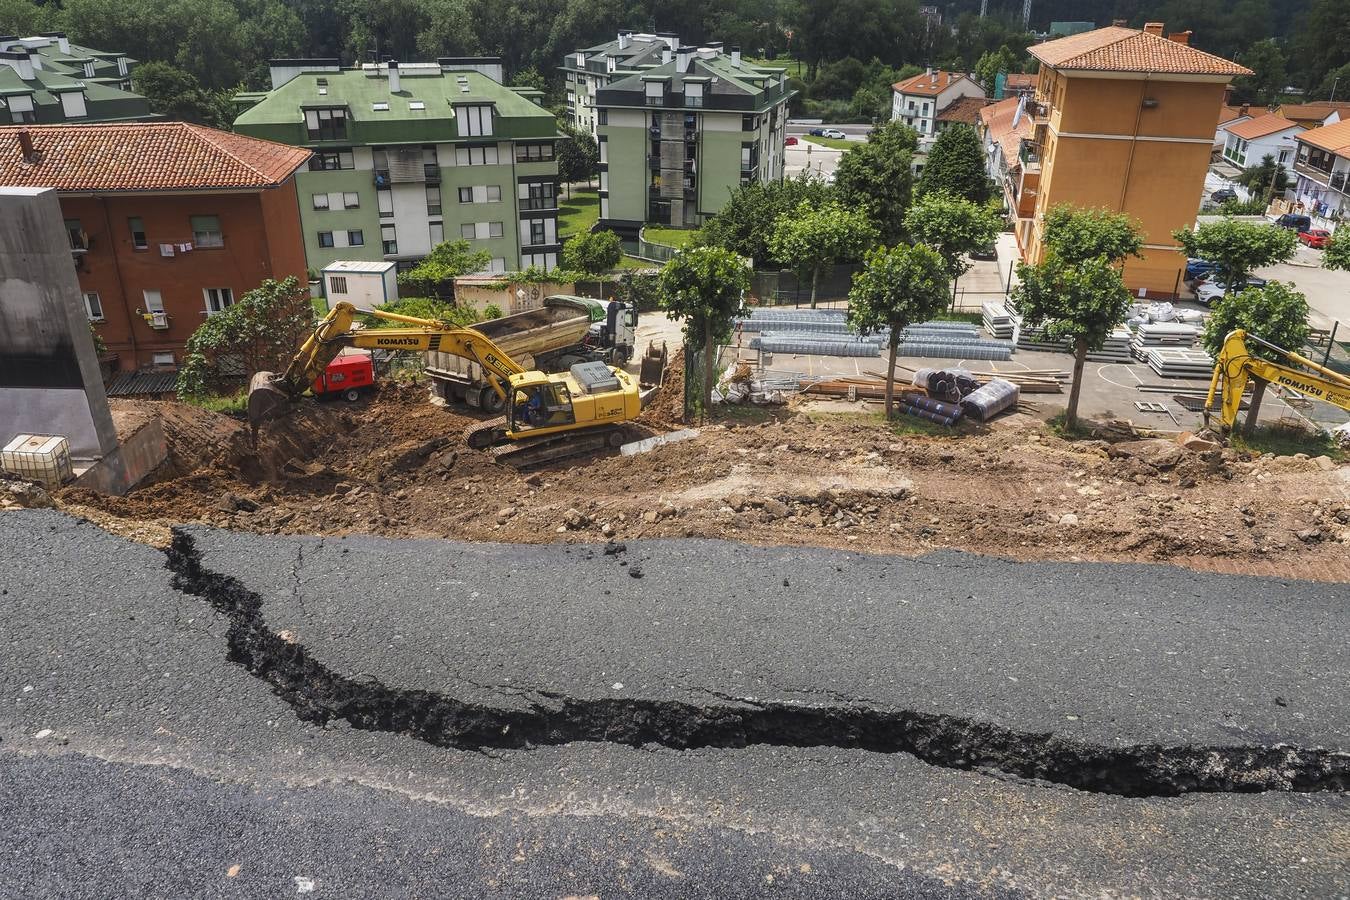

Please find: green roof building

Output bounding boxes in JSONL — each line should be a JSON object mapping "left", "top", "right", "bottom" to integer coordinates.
{"left": 233, "top": 59, "right": 563, "bottom": 273}
{"left": 573, "top": 35, "right": 794, "bottom": 233}
{"left": 0, "top": 33, "right": 153, "bottom": 124}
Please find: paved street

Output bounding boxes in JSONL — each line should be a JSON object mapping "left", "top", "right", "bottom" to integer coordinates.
{"left": 2, "top": 510, "right": 1347, "bottom": 897}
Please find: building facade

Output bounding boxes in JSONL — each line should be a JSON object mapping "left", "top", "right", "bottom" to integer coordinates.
{"left": 0, "top": 33, "right": 153, "bottom": 124}
{"left": 591, "top": 42, "right": 793, "bottom": 232}
{"left": 890, "top": 70, "right": 985, "bottom": 149}
{"left": 1021, "top": 24, "right": 1251, "bottom": 296}
{"left": 1292, "top": 120, "right": 1350, "bottom": 221}
{"left": 234, "top": 59, "right": 563, "bottom": 273}
{"left": 0, "top": 123, "right": 310, "bottom": 373}
{"left": 978, "top": 96, "right": 1036, "bottom": 225}
{"left": 1221, "top": 113, "right": 1303, "bottom": 170}
{"left": 562, "top": 32, "right": 676, "bottom": 137}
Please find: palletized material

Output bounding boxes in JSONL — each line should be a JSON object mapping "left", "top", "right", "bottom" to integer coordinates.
{"left": 1, "top": 434, "right": 74, "bottom": 487}
{"left": 896, "top": 339, "right": 1014, "bottom": 361}
{"left": 750, "top": 334, "right": 880, "bottom": 357}
{"left": 959, "top": 378, "right": 1020, "bottom": 421}
{"left": 1145, "top": 347, "right": 1214, "bottom": 379}
{"left": 981, "top": 302, "right": 1017, "bottom": 339}
{"left": 1017, "top": 326, "right": 1133, "bottom": 362}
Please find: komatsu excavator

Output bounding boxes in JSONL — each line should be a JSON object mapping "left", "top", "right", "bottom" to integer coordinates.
{"left": 1203, "top": 329, "right": 1350, "bottom": 431}
{"left": 247, "top": 302, "right": 642, "bottom": 467}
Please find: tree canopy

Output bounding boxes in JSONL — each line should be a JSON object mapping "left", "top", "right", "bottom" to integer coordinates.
{"left": 834, "top": 120, "right": 918, "bottom": 245}
{"left": 1172, "top": 217, "right": 1296, "bottom": 292}
{"left": 659, "top": 246, "right": 748, "bottom": 420}
{"left": 397, "top": 239, "right": 492, "bottom": 301}
{"left": 1041, "top": 205, "right": 1143, "bottom": 265}
{"left": 556, "top": 121, "right": 599, "bottom": 193}
{"left": 563, "top": 229, "right": 622, "bottom": 274}
{"left": 768, "top": 200, "right": 877, "bottom": 308}
{"left": 915, "top": 124, "right": 995, "bottom": 204}
{"left": 698, "top": 173, "right": 834, "bottom": 268}
{"left": 906, "top": 191, "right": 1003, "bottom": 288}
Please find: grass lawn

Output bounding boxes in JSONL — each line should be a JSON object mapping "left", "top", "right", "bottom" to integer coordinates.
{"left": 558, "top": 188, "right": 600, "bottom": 239}
{"left": 311, "top": 297, "right": 329, "bottom": 317}
{"left": 617, "top": 255, "right": 661, "bottom": 271}
{"left": 643, "top": 226, "right": 699, "bottom": 248}
{"left": 745, "top": 56, "right": 805, "bottom": 79}
{"left": 801, "top": 135, "right": 855, "bottom": 151}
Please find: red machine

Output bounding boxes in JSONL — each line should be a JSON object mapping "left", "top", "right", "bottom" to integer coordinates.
{"left": 311, "top": 352, "right": 374, "bottom": 401}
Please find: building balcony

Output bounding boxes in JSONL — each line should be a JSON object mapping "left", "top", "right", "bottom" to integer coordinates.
{"left": 1294, "top": 159, "right": 1333, "bottom": 185}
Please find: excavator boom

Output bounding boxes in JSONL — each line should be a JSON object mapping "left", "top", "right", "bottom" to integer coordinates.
{"left": 1204, "top": 329, "right": 1350, "bottom": 431}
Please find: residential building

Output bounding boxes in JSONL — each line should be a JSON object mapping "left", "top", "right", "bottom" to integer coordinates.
{"left": 934, "top": 96, "right": 992, "bottom": 136}
{"left": 562, "top": 32, "right": 677, "bottom": 136}
{"left": 1020, "top": 23, "right": 1251, "bottom": 296}
{"left": 592, "top": 42, "right": 793, "bottom": 232}
{"left": 978, "top": 96, "right": 1036, "bottom": 223}
{"left": 0, "top": 33, "right": 153, "bottom": 124}
{"left": 891, "top": 70, "right": 985, "bottom": 148}
{"left": 1291, "top": 119, "right": 1350, "bottom": 221}
{"left": 234, "top": 59, "right": 563, "bottom": 273}
{"left": 1275, "top": 102, "right": 1349, "bottom": 129}
{"left": 1214, "top": 103, "right": 1265, "bottom": 152}
{"left": 1220, "top": 113, "right": 1302, "bottom": 171}
{"left": 1001, "top": 73, "right": 1037, "bottom": 99}
{"left": 0, "top": 122, "right": 310, "bottom": 372}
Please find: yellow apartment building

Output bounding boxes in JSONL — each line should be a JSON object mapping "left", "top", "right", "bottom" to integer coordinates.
{"left": 1022, "top": 24, "right": 1251, "bottom": 296}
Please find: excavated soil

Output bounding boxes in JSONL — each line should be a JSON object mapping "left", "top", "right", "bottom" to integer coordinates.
{"left": 59, "top": 381, "right": 1350, "bottom": 580}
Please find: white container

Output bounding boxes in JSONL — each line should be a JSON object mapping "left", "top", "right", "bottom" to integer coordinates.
{"left": 2, "top": 434, "right": 74, "bottom": 487}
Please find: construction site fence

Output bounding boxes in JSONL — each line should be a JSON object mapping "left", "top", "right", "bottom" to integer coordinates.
{"left": 1306, "top": 320, "right": 1349, "bottom": 376}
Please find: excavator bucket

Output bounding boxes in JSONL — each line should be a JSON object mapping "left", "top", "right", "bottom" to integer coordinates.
{"left": 246, "top": 371, "right": 293, "bottom": 433}
{"left": 639, "top": 341, "right": 668, "bottom": 389}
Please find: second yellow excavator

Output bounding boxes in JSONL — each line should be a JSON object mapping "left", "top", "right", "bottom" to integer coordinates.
{"left": 247, "top": 301, "right": 643, "bottom": 467}
{"left": 1203, "top": 328, "right": 1350, "bottom": 432}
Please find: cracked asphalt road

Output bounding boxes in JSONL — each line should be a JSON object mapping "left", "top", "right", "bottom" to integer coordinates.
{"left": 2, "top": 510, "right": 1348, "bottom": 898}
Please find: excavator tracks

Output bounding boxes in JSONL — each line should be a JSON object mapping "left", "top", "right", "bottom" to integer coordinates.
{"left": 486, "top": 426, "right": 629, "bottom": 470}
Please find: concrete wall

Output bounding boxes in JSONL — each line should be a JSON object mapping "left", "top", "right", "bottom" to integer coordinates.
{"left": 0, "top": 187, "right": 119, "bottom": 459}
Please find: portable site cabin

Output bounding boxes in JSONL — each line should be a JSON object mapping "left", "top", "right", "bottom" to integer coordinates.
{"left": 322, "top": 260, "right": 398, "bottom": 311}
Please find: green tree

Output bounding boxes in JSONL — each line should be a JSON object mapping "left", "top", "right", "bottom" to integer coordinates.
{"left": 699, "top": 173, "right": 834, "bottom": 268}
{"left": 1172, "top": 217, "right": 1296, "bottom": 295}
{"left": 768, "top": 200, "right": 878, "bottom": 308}
{"left": 847, "top": 243, "right": 951, "bottom": 418}
{"left": 834, "top": 119, "right": 918, "bottom": 244}
{"left": 178, "top": 276, "right": 314, "bottom": 399}
{"left": 556, "top": 120, "right": 598, "bottom": 196}
{"left": 563, "top": 229, "right": 622, "bottom": 274}
{"left": 0, "top": 0, "right": 63, "bottom": 34}
{"left": 1042, "top": 205, "right": 1144, "bottom": 265}
{"left": 1233, "top": 39, "right": 1288, "bottom": 106}
{"left": 615, "top": 269, "right": 663, "bottom": 312}
{"left": 659, "top": 247, "right": 750, "bottom": 422}
{"left": 133, "top": 61, "right": 233, "bottom": 127}
{"left": 363, "top": 296, "right": 479, "bottom": 328}
{"left": 1201, "top": 282, "right": 1311, "bottom": 435}
{"left": 1324, "top": 230, "right": 1350, "bottom": 272}
{"left": 510, "top": 65, "right": 547, "bottom": 93}
{"left": 906, "top": 191, "right": 1003, "bottom": 301}
{"left": 397, "top": 239, "right": 492, "bottom": 301}
{"left": 916, "top": 124, "right": 995, "bottom": 204}
{"left": 974, "top": 45, "right": 1019, "bottom": 90}
{"left": 1013, "top": 255, "right": 1133, "bottom": 431}
{"left": 1234, "top": 154, "right": 1290, "bottom": 198}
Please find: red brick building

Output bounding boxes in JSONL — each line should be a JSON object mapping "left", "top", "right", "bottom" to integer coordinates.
{"left": 0, "top": 122, "right": 311, "bottom": 372}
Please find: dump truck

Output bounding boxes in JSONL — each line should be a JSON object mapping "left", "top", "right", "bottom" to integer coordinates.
{"left": 425, "top": 295, "right": 638, "bottom": 412}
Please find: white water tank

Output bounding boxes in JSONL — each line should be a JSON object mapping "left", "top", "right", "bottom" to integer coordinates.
{"left": 2, "top": 434, "right": 74, "bottom": 487}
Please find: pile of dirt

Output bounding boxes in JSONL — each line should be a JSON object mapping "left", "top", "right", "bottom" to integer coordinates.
{"left": 642, "top": 347, "right": 688, "bottom": 430}
{"left": 54, "top": 384, "right": 1350, "bottom": 581}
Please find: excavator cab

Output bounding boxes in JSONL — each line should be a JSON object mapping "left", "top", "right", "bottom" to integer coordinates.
{"left": 512, "top": 379, "right": 577, "bottom": 431}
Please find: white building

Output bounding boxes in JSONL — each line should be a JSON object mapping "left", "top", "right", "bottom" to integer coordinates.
{"left": 1221, "top": 113, "right": 1303, "bottom": 170}
{"left": 891, "top": 70, "right": 985, "bottom": 149}
{"left": 1292, "top": 119, "right": 1350, "bottom": 221}
{"left": 322, "top": 260, "right": 398, "bottom": 311}
{"left": 561, "top": 31, "right": 679, "bottom": 137}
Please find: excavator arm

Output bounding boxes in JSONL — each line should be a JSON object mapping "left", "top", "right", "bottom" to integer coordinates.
{"left": 1203, "top": 329, "right": 1350, "bottom": 431}
{"left": 247, "top": 301, "right": 525, "bottom": 429}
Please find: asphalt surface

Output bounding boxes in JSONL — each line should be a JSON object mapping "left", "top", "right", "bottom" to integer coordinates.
{"left": 3, "top": 510, "right": 1348, "bottom": 898}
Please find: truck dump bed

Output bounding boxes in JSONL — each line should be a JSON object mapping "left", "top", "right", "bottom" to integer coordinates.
{"left": 426, "top": 296, "right": 601, "bottom": 376}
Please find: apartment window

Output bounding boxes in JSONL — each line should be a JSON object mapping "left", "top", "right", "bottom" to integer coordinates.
{"left": 597, "top": 109, "right": 607, "bottom": 125}
{"left": 378, "top": 189, "right": 394, "bottom": 216}
{"left": 343, "top": 192, "right": 360, "bottom": 208}
{"left": 347, "top": 229, "right": 364, "bottom": 246}
{"left": 64, "top": 219, "right": 86, "bottom": 251}
{"left": 127, "top": 217, "right": 147, "bottom": 250}
{"left": 312, "top": 193, "right": 329, "bottom": 210}
{"left": 309, "top": 150, "right": 354, "bottom": 171}
{"left": 7, "top": 93, "right": 34, "bottom": 123}
{"left": 83, "top": 292, "right": 103, "bottom": 321}
{"left": 305, "top": 107, "right": 348, "bottom": 141}
{"left": 523, "top": 218, "right": 551, "bottom": 247}
{"left": 598, "top": 137, "right": 607, "bottom": 163}
{"left": 151, "top": 352, "right": 176, "bottom": 367}
{"left": 486, "top": 185, "right": 501, "bottom": 202}
{"left": 455, "top": 144, "right": 500, "bottom": 165}
{"left": 329, "top": 276, "right": 348, "bottom": 294}
{"left": 429, "top": 222, "right": 444, "bottom": 245}
{"left": 203, "top": 287, "right": 234, "bottom": 315}
{"left": 520, "top": 181, "right": 556, "bottom": 211}
{"left": 645, "top": 80, "right": 666, "bottom": 106}
{"left": 461, "top": 222, "right": 477, "bottom": 239}
{"left": 381, "top": 224, "right": 398, "bottom": 255}
{"left": 426, "top": 185, "right": 441, "bottom": 215}
{"left": 742, "top": 114, "right": 758, "bottom": 131}
{"left": 515, "top": 142, "right": 554, "bottom": 162}
{"left": 142, "top": 290, "right": 165, "bottom": 313}
{"left": 318, "top": 231, "right": 335, "bottom": 248}
{"left": 489, "top": 221, "right": 504, "bottom": 238}
{"left": 456, "top": 104, "right": 494, "bottom": 137}
{"left": 685, "top": 83, "right": 704, "bottom": 108}
{"left": 59, "top": 91, "right": 87, "bottom": 119}
{"left": 489, "top": 257, "right": 507, "bottom": 273}
{"left": 191, "top": 215, "right": 223, "bottom": 248}
{"left": 458, "top": 187, "right": 473, "bottom": 203}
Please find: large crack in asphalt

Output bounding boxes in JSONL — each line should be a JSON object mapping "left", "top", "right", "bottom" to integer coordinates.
{"left": 166, "top": 529, "right": 1350, "bottom": 798}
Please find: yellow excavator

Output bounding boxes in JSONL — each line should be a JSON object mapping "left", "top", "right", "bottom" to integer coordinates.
{"left": 247, "top": 301, "right": 643, "bottom": 467}
{"left": 1203, "top": 328, "right": 1350, "bottom": 432}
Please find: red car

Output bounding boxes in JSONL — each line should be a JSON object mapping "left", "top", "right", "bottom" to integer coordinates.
{"left": 784, "top": 136, "right": 798, "bottom": 146}
{"left": 1298, "top": 228, "right": 1332, "bottom": 249}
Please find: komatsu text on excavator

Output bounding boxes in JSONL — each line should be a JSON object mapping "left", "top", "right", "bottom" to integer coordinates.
{"left": 1203, "top": 328, "right": 1350, "bottom": 432}
{"left": 247, "top": 302, "right": 643, "bottom": 468}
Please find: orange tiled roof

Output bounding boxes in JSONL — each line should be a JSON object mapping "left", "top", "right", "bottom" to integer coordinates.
{"left": 1276, "top": 102, "right": 1350, "bottom": 125}
{"left": 893, "top": 70, "right": 974, "bottom": 96}
{"left": 1298, "top": 119, "right": 1350, "bottom": 158}
{"left": 0, "top": 122, "right": 312, "bottom": 192}
{"left": 979, "top": 96, "right": 1033, "bottom": 167}
{"left": 1029, "top": 25, "right": 1251, "bottom": 77}
{"left": 1004, "top": 73, "right": 1037, "bottom": 90}
{"left": 1218, "top": 104, "right": 1273, "bottom": 125}
{"left": 1226, "top": 113, "right": 1303, "bottom": 141}
{"left": 935, "top": 96, "right": 992, "bottom": 125}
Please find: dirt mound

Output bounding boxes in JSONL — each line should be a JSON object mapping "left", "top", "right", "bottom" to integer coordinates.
{"left": 643, "top": 347, "right": 688, "bottom": 430}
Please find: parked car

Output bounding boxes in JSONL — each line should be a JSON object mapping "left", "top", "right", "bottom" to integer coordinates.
{"left": 1185, "top": 258, "right": 1217, "bottom": 282}
{"left": 1196, "top": 276, "right": 1267, "bottom": 306}
{"left": 1298, "top": 228, "right": 1332, "bottom": 248}
{"left": 784, "top": 135, "right": 799, "bottom": 146}
{"left": 808, "top": 128, "right": 826, "bottom": 136}
{"left": 1210, "top": 188, "right": 1238, "bottom": 203}
{"left": 821, "top": 128, "right": 848, "bottom": 139}
{"left": 1274, "top": 213, "right": 1312, "bottom": 231}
